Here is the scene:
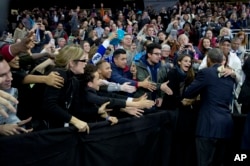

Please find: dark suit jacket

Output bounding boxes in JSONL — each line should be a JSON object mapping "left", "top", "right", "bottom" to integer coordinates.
{"left": 183, "top": 64, "right": 235, "bottom": 139}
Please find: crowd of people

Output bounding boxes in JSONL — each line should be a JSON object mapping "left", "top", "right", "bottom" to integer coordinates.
{"left": 0, "top": 1, "right": 250, "bottom": 166}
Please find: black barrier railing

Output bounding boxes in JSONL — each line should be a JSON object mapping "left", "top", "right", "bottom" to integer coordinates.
{"left": 0, "top": 111, "right": 248, "bottom": 166}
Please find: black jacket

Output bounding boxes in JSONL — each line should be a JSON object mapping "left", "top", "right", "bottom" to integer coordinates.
{"left": 43, "top": 68, "right": 80, "bottom": 128}
{"left": 75, "top": 86, "right": 127, "bottom": 122}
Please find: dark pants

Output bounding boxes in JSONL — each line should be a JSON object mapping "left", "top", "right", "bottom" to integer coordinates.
{"left": 196, "top": 137, "right": 230, "bottom": 166}
{"left": 242, "top": 111, "right": 250, "bottom": 150}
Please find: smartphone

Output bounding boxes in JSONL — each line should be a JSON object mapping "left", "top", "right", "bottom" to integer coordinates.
{"left": 170, "top": 29, "right": 177, "bottom": 40}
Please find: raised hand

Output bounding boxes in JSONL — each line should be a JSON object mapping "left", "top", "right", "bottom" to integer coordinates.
{"left": 10, "top": 31, "right": 35, "bottom": 55}
{"left": 133, "top": 93, "right": 148, "bottom": 102}
{"left": 0, "top": 117, "right": 33, "bottom": 136}
{"left": 121, "top": 107, "right": 144, "bottom": 117}
{"left": 160, "top": 81, "right": 173, "bottom": 95}
{"left": 138, "top": 99, "right": 155, "bottom": 109}
{"left": 108, "top": 31, "right": 118, "bottom": 40}
{"left": 120, "top": 82, "right": 136, "bottom": 93}
{"left": 0, "top": 90, "right": 18, "bottom": 118}
{"left": 98, "top": 102, "right": 112, "bottom": 114}
{"left": 138, "top": 76, "right": 157, "bottom": 92}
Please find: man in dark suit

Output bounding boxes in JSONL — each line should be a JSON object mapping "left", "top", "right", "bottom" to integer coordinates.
{"left": 183, "top": 48, "right": 236, "bottom": 166}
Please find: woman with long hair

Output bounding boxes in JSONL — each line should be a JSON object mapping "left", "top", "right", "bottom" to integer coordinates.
{"left": 161, "top": 53, "right": 197, "bottom": 166}
{"left": 87, "top": 29, "right": 98, "bottom": 46}
{"left": 161, "top": 53, "right": 195, "bottom": 110}
{"left": 198, "top": 29, "right": 217, "bottom": 48}
{"left": 236, "top": 31, "right": 248, "bottom": 56}
{"left": 198, "top": 37, "right": 211, "bottom": 58}
{"left": 81, "top": 40, "right": 91, "bottom": 59}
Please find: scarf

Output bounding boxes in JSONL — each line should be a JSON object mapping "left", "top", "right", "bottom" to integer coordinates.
{"left": 176, "top": 65, "right": 187, "bottom": 82}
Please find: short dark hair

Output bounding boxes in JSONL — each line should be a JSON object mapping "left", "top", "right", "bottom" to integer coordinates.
{"left": 113, "top": 49, "right": 126, "bottom": 59}
{"left": 96, "top": 60, "right": 108, "bottom": 69}
{"left": 207, "top": 48, "right": 223, "bottom": 64}
{"left": 80, "top": 64, "right": 98, "bottom": 87}
{"left": 183, "top": 22, "right": 192, "bottom": 29}
{"left": 146, "top": 43, "right": 161, "bottom": 55}
{"left": 157, "top": 30, "right": 166, "bottom": 37}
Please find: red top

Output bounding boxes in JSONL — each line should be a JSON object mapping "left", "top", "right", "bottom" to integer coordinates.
{"left": 0, "top": 45, "right": 14, "bottom": 62}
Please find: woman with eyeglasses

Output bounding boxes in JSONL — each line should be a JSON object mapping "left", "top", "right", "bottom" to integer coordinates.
{"left": 42, "top": 45, "right": 90, "bottom": 132}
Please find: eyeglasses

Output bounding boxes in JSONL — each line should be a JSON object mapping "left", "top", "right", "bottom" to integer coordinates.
{"left": 152, "top": 52, "right": 161, "bottom": 56}
{"left": 74, "top": 59, "right": 88, "bottom": 63}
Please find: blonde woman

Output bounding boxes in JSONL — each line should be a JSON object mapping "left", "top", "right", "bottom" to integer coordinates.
{"left": 216, "top": 27, "right": 233, "bottom": 46}
{"left": 219, "top": 27, "right": 232, "bottom": 38}
{"left": 42, "top": 45, "right": 107, "bottom": 132}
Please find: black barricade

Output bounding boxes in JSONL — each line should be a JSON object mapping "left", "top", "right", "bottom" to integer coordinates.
{"left": 0, "top": 111, "right": 248, "bottom": 166}
{"left": 0, "top": 111, "right": 173, "bottom": 166}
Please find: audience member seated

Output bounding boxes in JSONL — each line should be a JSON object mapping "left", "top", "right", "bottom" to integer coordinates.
{"left": 197, "top": 29, "right": 217, "bottom": 48}
{"left": 236, "top": 31, "right": 248, "bottom": 58}
{"left": 197, "top": 37, "right": 212, "bottom": 58}
{"left": 178, "top": 22, "right": 196, "bottom": 44}
{"left": 160, "top": 44, "right": 173, "bottom": 71}
{"left": 31, "top": 22, "right": 51, "bottom": 53}
{"left": 217, "top": 27, "right": 233, "bottom": 45}
{"left": 173, "top": 34, "right": 202, "bottom": 71}
{"left": 13, "top": 21, "right": 29, "bottom": 42}
{"left": 52, "top": 23, "right": 68, "bottom": 45}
